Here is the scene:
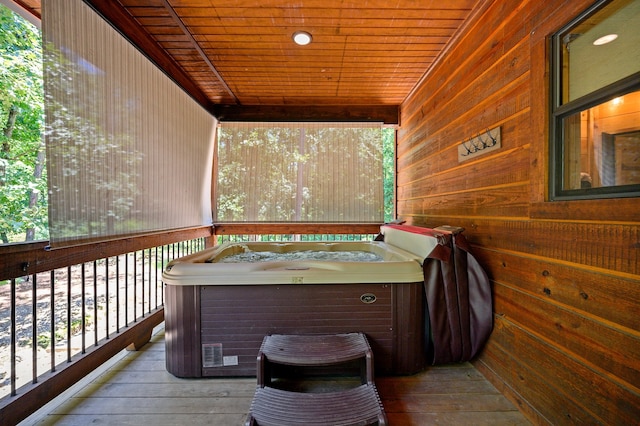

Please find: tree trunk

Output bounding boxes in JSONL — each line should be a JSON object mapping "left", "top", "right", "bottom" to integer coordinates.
{"left": 1, "top": 105, "right": 18, "bottom": 244}
{"left": 295, "top": 128, "right": 305, "bottom": 222}
{"left": 2, "top": 105, "right": 18, "bottom": 153}
{"left": 25, "top": 138, "right": 46, "bottom": 241}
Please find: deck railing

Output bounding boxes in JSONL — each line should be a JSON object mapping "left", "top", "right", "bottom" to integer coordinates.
{"left": 212, "top": 223, "right": 382, "bottom": 244}
{"left": 0, "top": 226, "right": 213, "bottom": 425}
{"left": 216, "top": 233, "right": 377, "bottom": 244}
{"left": 0, "top": 223, "right": 381, "bottom": 425}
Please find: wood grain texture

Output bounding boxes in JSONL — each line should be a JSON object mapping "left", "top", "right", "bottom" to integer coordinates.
{"left": 7, "top": 0, "right": 639, "bottom": 423}
{"left": 196, "top": 282, "right": 423, "bottom": 376}
{"left": 0, "top": 310, "right": 163, "bottom": 426}
{"left": 25, "top": 328, "right": 529, "bottom": 426}
{"left": 79, "top": 0, "right": 488, "bottom": 111}
{"left": 212, "top": 222, "right": 382, "bottom": 235}
{"left": 212, "top": 104, "right": 399, "bottom": 124}
{"left": 397, "top": 0, "right": 640, "bottom": 424}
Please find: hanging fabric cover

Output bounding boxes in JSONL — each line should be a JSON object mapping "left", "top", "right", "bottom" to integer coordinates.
{"left": 377, "top": 224, "right": 493, "bottom": 365}
{"left": 422, "top": 226, "right": 493, "bottom": 364}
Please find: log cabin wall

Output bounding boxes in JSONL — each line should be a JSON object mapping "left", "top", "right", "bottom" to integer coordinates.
{"left": 397, "top": 0, "right": 640, "bottom": 424}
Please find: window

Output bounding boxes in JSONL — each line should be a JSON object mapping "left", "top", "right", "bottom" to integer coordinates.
{"left": 550, "top": 0, "right": 640, "bottom": 200}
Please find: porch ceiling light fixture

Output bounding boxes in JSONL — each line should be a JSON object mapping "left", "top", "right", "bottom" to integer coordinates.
{"left": 593, "top": 33, "right": 618, "bottom": 45}
{"left": 292, "top": 31, "right": 312, "bottom": 46}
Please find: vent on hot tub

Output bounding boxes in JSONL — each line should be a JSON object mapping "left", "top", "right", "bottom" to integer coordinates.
{"left": 202, "top": 343, "right": 223, "bottom": 368}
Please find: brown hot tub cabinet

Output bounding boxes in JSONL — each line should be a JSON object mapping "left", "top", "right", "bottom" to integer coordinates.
{"left": 165, "top": 279, "right": 424, "bottom": 377}
{"left": 162, "top": 225, "right": 492, "bottom": 378}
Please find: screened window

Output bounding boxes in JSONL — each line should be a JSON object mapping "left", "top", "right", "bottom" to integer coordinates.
{"left": 550, "top": 0, "right": 640, "bottom": 200}
{"left": 214, "top": 122, "right": 384, "bottom": 223}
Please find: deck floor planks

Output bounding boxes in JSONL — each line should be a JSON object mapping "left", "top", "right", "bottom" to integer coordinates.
{"left": 24, "top": 328, "right": 530, "bottom": 426}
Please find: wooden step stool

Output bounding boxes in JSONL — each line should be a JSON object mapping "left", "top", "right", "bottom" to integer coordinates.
{"left": 246, "top": 333, "right": 387, "bottom": 426}
{"left": 257, "top": 332, "right": 375, "bottom": 387}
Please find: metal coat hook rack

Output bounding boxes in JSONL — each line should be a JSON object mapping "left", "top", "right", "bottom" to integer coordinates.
{"left": 457, "top": 126, "right": 501, "bottom": 162}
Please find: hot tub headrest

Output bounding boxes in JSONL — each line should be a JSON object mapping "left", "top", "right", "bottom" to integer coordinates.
{"left": 380, "top": 224, "right": 464, "bottom": 260}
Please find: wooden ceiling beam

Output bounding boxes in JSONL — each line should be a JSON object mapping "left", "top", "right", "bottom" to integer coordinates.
{"left": 83, "top": 0, "right": 216, "bottom": 111}
{"left": 212, "top": 104, "right": 399, "bottom": 125}
{"left": 159, "top": 0, "right": 240, "bottom": 105}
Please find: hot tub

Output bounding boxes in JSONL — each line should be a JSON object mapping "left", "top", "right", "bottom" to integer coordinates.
{"left": 162, "top": 227, "right": 438, "bottom": 378}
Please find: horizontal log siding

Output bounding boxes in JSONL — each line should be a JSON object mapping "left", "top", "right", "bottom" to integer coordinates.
{"left": 397, "top": 0, "right": 640, "bottom": 424}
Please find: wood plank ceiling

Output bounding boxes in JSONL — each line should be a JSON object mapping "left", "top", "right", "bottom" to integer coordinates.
{"left": 14, "top": 0, "right": 484, "bottom": 122}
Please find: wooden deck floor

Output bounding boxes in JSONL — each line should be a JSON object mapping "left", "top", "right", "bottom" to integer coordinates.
{"left": 24, "top": 328, "right": 530, "bottom": 425}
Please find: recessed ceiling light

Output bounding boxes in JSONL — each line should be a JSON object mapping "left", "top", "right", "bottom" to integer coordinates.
{"left": 593, "top": 34, "right": 618, "bottom": 45}
{"left": 292, "top": 31, "right": 312, "bottom": 46}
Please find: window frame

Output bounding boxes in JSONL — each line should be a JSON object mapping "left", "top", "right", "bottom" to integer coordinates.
{"left": 549, "top": 0, "right": 640, "bottom": 201}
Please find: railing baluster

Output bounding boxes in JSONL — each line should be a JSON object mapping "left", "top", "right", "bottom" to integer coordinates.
{"left": 116, "top": 255, "right": 120, "bottom": 333}
{"left": 10, "top": 279, "right": 17, "bottom": 396}
{"left": 81, "top": 264, "right": 86, "bottom": 354}
{"left": 161, "top": 245, "right": 165, "bottom": 306}
{"left": 50, "top": 270, "right": 55, "bottom": 372}
{"left": 141, "top": 250, "right": 145, "bottom": 318}
{"left": 133, "top": 251, "right": 137, "bottom": 323}
{"left": 105, "top": 258, "right": 110, "bottom": 339}
{"left": 125, "top": 253, "right": 129, "bottom": 327}
{"left": 67, "top": 267, "right": 72, "bottom": 363}
{"left": 148, "top": 248, "right": 153, "bottom": 312}
{"left": 154, "top": 247, "right": 159, "bottom": 309}
{"left": 32, "top": 273, "right": 37, "bottom": 384}
{"left": 93, "top": 261, "right": 98, "bottom": 346}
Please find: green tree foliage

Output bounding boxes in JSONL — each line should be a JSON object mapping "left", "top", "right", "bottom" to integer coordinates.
{"left": 382, "top": 127, "right": 394, "bottom": 222}
{"left": 0, "top": 4, "right": 397, "bottom": 245}
{"left": 43, "top": 42, "right": 143, "bottom": 242}
{"left": 216, "top": 125, "right": 389, "bottom": 223}
{"left": 0, "top": 5, "right": 47, "bottom": 243}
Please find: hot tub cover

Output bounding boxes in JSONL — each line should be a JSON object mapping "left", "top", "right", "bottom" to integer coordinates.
{"left": 380, "top": 224, "right": 493, "bottom": 364}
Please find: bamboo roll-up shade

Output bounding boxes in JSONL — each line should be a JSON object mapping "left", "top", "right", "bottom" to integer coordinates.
{"left": 215, "top": 122, "right": 384, "bottom": 223}
{"left": 42, "top": 0, "right": 216, "bottom": 248}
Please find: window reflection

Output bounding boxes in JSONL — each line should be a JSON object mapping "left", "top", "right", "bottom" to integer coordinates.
{"left": 560, "top": 0, "right": 639, "bottom": 104}
{"left": 552, "top": 0, "right": 640, "bottom": 199}
{"left": 563, "top": 91, "right": 640, "bottom": 190}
